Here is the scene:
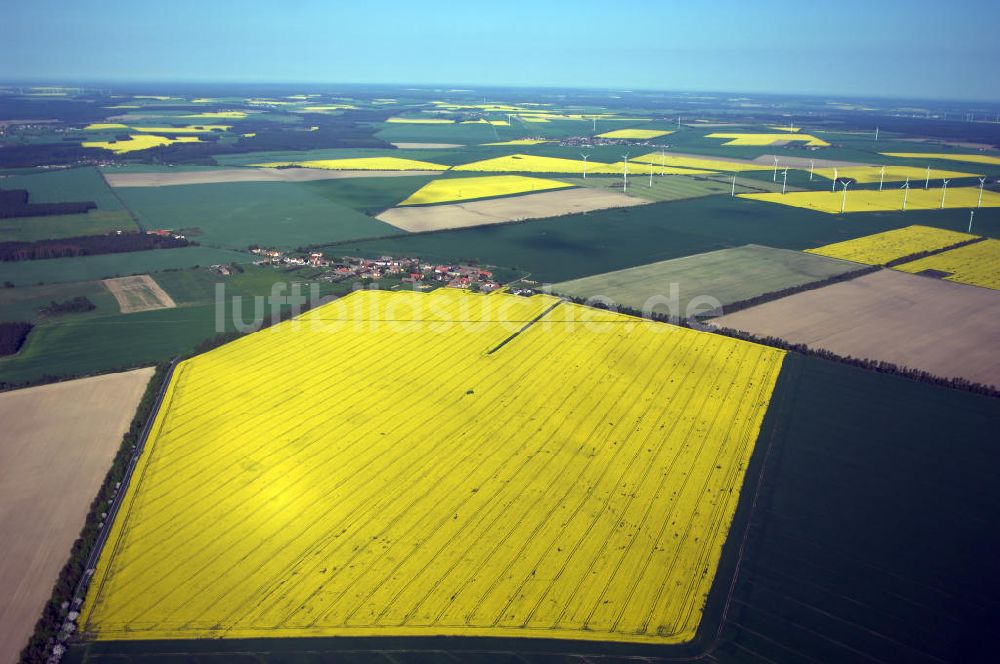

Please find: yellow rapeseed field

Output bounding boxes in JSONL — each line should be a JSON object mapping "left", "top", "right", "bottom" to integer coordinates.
{"left": 632, "top": 152, "right": 771, "bottom": 172}
{"left": 182, "top": 111, "right": 248, "bottom": 119}
{"left": 595, "top": 129, "right": 673, "bottom": 139}
{"left": 250, "top": 157, "right": 450, "bottom": 171}
{"left": 386, "top": 117, "right": 455, "bottom": 124}
{"left": 81, "top": 134, "right": 201, "bottom": 154}
{"left": 739, "top": 186, "right": 1000, "bottom": 214}
{"left": 454, "top": 154, "right": 712, "bottom": 175}
{"left": 805, "top": 225, "right": 976, "bottom": 265}
{"left": 482, "top": 139, "right": 552, "bottom": 146}
{"left": 706, "top": 132, "right": 830, "bottom": 147}
{"left": 880, "top": 152, "right": 1000, "bottom": 166}
{"left": 399, "top": 175, "right": 573, "bottom": 206}
{"left": 79, "top": 290, "right": 785, "bottom": 644}
{"left": 894, "top": 239, "right": 1000, "bottom": 290}
{"left": 83, "top": 123, "right": 129, "bottom": 130}
{"left": 767, "top": 126, "right": 800, "bottom": 132}
{"left": 812, "top": 165, "right": 980, "bottom": 183}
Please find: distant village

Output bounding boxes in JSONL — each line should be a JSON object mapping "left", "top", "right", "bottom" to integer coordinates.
{"left": 242, "top": 247, "right": 503, "bottom": 292}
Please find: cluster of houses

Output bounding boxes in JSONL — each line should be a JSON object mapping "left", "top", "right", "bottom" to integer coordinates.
{"left": 146, "top": 229, "right": 186, "bottom": 240}
{"left": 249, "top": 247, "right": 501, "bottom": 291}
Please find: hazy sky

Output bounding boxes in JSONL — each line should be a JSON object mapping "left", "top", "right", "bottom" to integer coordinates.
{"left": 4, "top": 0, "right": 999, "bottom": 101}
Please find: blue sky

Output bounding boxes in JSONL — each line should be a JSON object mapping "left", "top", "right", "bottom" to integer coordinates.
{"left": 3, "top": 0, "right": 999, "bottom": 101}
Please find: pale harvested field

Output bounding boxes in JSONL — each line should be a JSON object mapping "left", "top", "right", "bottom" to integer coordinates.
{"left": 389, "top": 142, "right": 463, "bottom": 149}
{"left": 104, "top": 168, "right": 440, "bottom": 188}
{"left": 103, "top": 275, "right": 176, "bottom": 314}
{"left": 0, "top": 369, "right": 154, "bottom": 664}
{"left": 377, "top": 187, "right": 649, "bottom": 232}
{"left": 752, "top": 154, "right": 869, "bottom": 169}
{"left": 713, "top": 269, "right": 1000, "bottom": 387}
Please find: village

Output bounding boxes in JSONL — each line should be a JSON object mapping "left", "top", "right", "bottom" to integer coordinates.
{"left": 242, "top": 247, "right": 503, "bottom": 292}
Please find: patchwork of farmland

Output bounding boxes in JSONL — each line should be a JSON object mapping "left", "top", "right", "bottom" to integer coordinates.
{"left": 80, "top": 289, "right": 786, "bottom": 644}
{"left": 553, "top": 245, "right": 866, "bottom": 317}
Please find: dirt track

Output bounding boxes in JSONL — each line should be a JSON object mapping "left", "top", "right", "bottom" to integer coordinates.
{"left": 712, "top": 269, "right": 1000, "bottom": 387}
{"left": 0, "top": 368, "right": 154, "bottom": 664}
{"left": 103, "top": 274, "right": 176, "bottom": 314}
{"left": 104, "top": 168, "right": 441, "bottom": 188}
{"left": 376, "top": 187, "right": 649, "bottom": 232}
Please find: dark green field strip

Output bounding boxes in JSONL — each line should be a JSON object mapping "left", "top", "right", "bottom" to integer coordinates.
{"left": 328, "top": 195, "right": 1000, "bottom": 283}
{"left": 714, "top": 356, "right": 1000, "bottom": 664}
{"left": 115, "top": 180, "right": 400, "bottom": 250}
{"left": 0, "top": 246, "right": 251, "bottom": 287}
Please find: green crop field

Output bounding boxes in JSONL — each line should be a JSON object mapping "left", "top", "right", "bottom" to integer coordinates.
{"left": 552, "top": 244, "right": 865, "bottom": 316}
{"left": 0, "top": 280, "right": 119, "bottom": 322}
{"left": 0, "top": 246, "right": 250, "bottom": 286}
{"left": 0, "top": 166, "right": 137, "bottom": 241}
{"left": 116, "top": 180, "right": 400, "bottom": 249}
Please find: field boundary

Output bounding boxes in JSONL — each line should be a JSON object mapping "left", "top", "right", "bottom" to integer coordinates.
{"left": 95, "top": 167, "right": 143, "bottom": 232}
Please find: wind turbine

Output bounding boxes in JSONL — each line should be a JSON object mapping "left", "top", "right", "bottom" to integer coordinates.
{"left": 879, "top": 165, "right": 886, "bottom": 191}
{"left": 660, "top": 148, "right": 666, "bottom": 175}
{"left": 772, "top": 156, "right": 779, "bottom": 182}
{"left": 649, "top": 162, "right": 654, "bottom": 187}
{"left": 832, "top": 167, "right": 838, "bottom": 193}
{"left": 581, "top": 153, "right": 590, "bottom": 179}
{"left": 622, "top": 152, "right": 629, "bottom": 192}
{"left": 782, "top": 168, "right": 789, "bottom": 195}
{"left": 924, "top": 165, "right": 931, "bottom": 189}
{"left": 978, "top": 177, "right": 986, "bottom": 208}
{"left": 940, "top": 179, "right": 950, "bottom": 208}
{"left": 592, "top": 116, "right": 597, "bottom": 133}
{"left": 809, "top": 159, "right": 815, "bottom": 181}
{"left": 731, "top": 171, "right": 738, "bottom": 197}
{"left": 840, "top": 179, "right": 850, "bottom": 213}
{"left": 874, "top": 126, "right": 879, "bottom": 141}
{"left": 968, "top": 209, "right": 975, "bottom": 233}
{"left": 677, "top": 116, "right": 681, "bottom": 129}
{"left": 902, "top": 178, "right": 910, "bottom": 211}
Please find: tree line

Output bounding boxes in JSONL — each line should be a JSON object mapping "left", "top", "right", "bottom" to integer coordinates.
{"left": 0, "top": 232, "right": 191, "bottom": 262}
{"left": 0, "top": 188, "right": 96, "bottom": 219}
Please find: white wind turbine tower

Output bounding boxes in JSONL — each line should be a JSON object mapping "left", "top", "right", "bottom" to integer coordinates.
{"left": 840, "top": 179, "right": 850, "bottom": 213}
{"left": 902, "top": 178, "right": 910, "bottom": 211}
{"left": 649, "top": 164, "right": 654, "bottom": 187}
{"left": 732, "top": 170, "right": 739, "bottom": 197}
{"left": 622, "top": 152, "right": 629, "bottom": 192}
{"left": 782, "top": 168, "right": 789, "bottom": 195}
{"left": 581, "top": 153, "right": 590, "bottom": 179}
{"left": 940, "top": 179, "right": 950, "bottom": 208}
{"left": 978, "top": 177, "right": 986, "bottom": 208}
{"left": 660, "top": 148, "right": 667, "bottom": 175}
{"left": 879, "top": 165, "right": 886, "bottom": 191}
{"left": 925, "top": 165, "right": 931, "bottom": 189}
{"left": 831, "top": 167, "right": 838, "bottom": 193}
{"left": 772, "top": 156, "right": 779, "bottom": 181}
{"left": 809, "top": 159, "right": 815, "bottom": 181}
{"left": 874, "top": 126, "right": 879, "bottom": 141}
{"left": 592, "top": 116, "right": 597, "bottom": 133}
{"left": 968, "top": 209, "right": 975, "bottom": 233}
